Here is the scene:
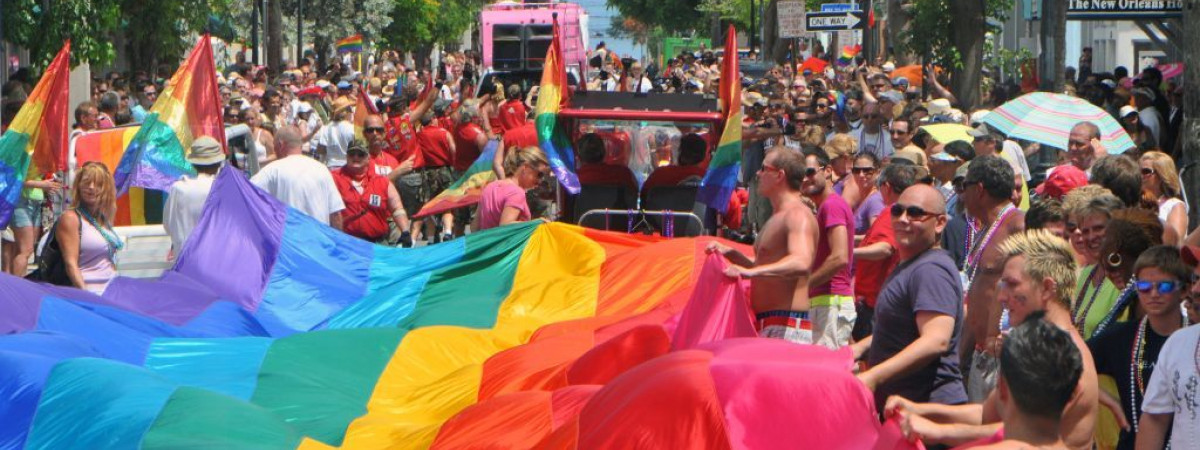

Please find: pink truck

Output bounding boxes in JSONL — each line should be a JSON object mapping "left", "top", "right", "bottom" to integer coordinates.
{"left": 479, "top": 1, "right": 589, "bottom": 76}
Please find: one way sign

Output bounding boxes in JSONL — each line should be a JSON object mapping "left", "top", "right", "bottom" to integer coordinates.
{"left": 805, "top": 10, "right": 867, "bottom": 31}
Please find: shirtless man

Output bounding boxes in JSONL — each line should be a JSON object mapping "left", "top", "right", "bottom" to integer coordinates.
{"left": 888, "top": 230, "right": 1098, "bottom": 450}
{"left": 957, "top": 156, "right": 1025, "bottom": 401}
{"left": 708, "top": 146, "right": 818, "bottom": 344}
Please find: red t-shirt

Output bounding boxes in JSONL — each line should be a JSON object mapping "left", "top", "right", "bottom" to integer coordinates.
{"left": 369, "top": 151, "right": 400, "bottom": 178}
{"left": 577, "top": 163, "right": 639, "bottom": 194}
{"left": 437, "top": 116, "right": 456, "bottom": 132}
{"left": 854, "top": 205, "right": 899, "bottom": 307}
{"left": 332, "top": 169, "right": 392, "bottom": 241}
{"left": 502, "top": 122, "right": 538, "bottom": 150}
{"left": 416, "top": 125, "right": 454, "bottom": 168}
{"left": 453, "top": 123, "right": 486, "bottom": 172}
{"left": 641, "top": 165, "right": 707, "bottom": 193}
{"left": 497, "top": 99, "right": 528, "bottom": 133}
{"left": 385, "top": 114, "right": 418, "bottom": 163}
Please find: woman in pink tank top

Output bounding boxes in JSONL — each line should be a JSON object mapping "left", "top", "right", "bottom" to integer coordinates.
{"left": 477, "top": 146, "right": 548, "bottom": 230}
{"left": 57, "top": 162, "right": 123, "bottom": 294}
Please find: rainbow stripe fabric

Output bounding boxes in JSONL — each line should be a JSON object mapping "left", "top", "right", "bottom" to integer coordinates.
{"left": 114, "top": 36, "right": 225, "bottom": 195}
{"left": 1, "top": 167, "right": 903, "bottom": 449}
{"left": 697, "top": 25, "right": 742, "bottom": 213}
{"left": 0, "top": 42, "right": 70, "bottom": 227}
{"left": 337, "top": 34, "right": 364, "bottom": 54}
{"left": 414, "top": 140, "right": 499, "bottom": 218}
{"left": 73, "top": 126, "right": 166, "bottom": 225}
{"left": 534, "top": 21, "right": 580, "bottom": 194}
{"left": 837, "top": 44, "right": 861, "bottom": 66}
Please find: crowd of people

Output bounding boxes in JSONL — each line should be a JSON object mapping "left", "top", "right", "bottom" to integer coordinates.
{"left": 1, "top": 40, "right": 1198, "bottom": 449}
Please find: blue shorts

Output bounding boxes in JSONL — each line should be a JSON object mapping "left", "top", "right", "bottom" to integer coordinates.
{"left": 10, "top": 196, "right": 41, "bottom": 228}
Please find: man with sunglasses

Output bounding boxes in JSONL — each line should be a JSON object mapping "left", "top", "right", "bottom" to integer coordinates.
{"left": 332, "top": 140, "right": 412, "bottom": 246}
{"left": 1136, "top": 245, "right": 1200, "bottom": 450}
{"left": 363, "top": 115, "right": 408, "bottom": 183}
{"left": 801, "top": 146, "right": 856, "bottom": 349}
{"left": 959, "top": 156, "right": 1025, "bottom": 402}
{"left": 850, "top": 102, "right": 892, "bottom": 160}
{"left": 708, "top": 147, "right": 818, "bottom": 345}
{"left": 853, "top": 183, "right": 966, "bottom": 412}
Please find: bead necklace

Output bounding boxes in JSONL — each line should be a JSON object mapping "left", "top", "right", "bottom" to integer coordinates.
{"left": 963, "top": 204, "right": 1017, "bottom": 295}
{"left": 79, "top": 207, "right": 125, "bottom": 262}
{"left": 1092, "top": 278, "right": 1136, "bottom": 337}
{"left": 1072, "top": 266, "right": 1105, "bottom": 335}
{"left": 1128, "top": 313, "right": 1190, "bottom": 433}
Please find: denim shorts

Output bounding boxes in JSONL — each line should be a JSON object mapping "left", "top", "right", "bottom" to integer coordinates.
{"left": 10, "top": 196, "right": 41, "bottom": 228}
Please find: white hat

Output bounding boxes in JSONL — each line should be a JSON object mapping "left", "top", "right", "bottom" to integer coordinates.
{"left": 297, "top": 101, "right": 313, "bottom": 114}
{"left": 315, "top": 79, "right": 332, "bottom": 88}
{"left": 881, "top": 62, "right": 896, "bottom": 72}
{"left": 1120, "top": 105, "right": 1138, "bottom": 118}
{"left": 969, "top": 109, "right": 991, "bottom": 126}
{"left": 187, "top": 136, "right": 225, "bottom": 165}
{"left": 927, "top": 98, "right": 952, "bottom": 117}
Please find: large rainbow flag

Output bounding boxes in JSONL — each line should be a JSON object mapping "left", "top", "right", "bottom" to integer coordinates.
{"left": 73, "top": 126, "right": 166, "bottom": 225}
{"left": 0, "top": 42, "right": 70, "bottom": 227}
{"left": 0, "top": 167, "right": 907, "bottom": 449}
{"left": 337, "top": 34, "right": 364, "bottom": 54}
{"left": 696, "top": 26, "right": 742, "bottom": 213}
{"left": 535, "top": 20, "right": 580, "bottom": 195}
{"left": 413, "top": 140, "right": 499, "bottom": 218}
{"left": 114, "top": 36, "right": 224, "bottom": 195}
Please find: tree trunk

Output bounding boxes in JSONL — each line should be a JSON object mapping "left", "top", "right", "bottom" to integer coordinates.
{"left": 950, "top": 0, "right": 985, "bottom": 110}
{"left": 887, "top": 0, "right": 913, "bottom": 64}
{"left": 1180, "top": 1, "right": 1200, "bottom": 231}
{"left": 761, "top": 0, "right": 789, "bottom": 64}
{"left": 1038, "top": 0, "right": 1066, "bottom": 92}
{"left": 267, "top": 0, "right": 284, "bottom": 70}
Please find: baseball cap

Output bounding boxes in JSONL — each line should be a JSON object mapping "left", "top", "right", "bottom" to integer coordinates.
{"left": 187, "top": 136, "right": 225, "bottom": 165}
{"left": 892, "top": 76, "right": 910, "bottom": 87}
{"left": 346, "top": 139, "right": 369, "bottom": 156}
{"left": 1120, "top": 105, "right": 1138, "bottom": 118}
{"left": 967, "top": 123, "right": 998, "bottom": 139}
{"left": 296, "top": 102, "right": 313, "bottom": 114}
{"left": 927, "top": 98, "right": 952, "bottom": 117}
{"left": 1131, "top": 86, "right": 1156, "bottom": 101}
{"left": 337, "top": 80, "right": 352, "bottom": 90}
{"left": 881, "top": 62, "right": 896, "bottom": 72}
{"left": 969, "top": 109, "right": 991, "bottom": 126}
{"left": 1182, "top": 245, "right": 1200, "bottom": 266}
{"left": 1035, "top": 165, "right": 1089, "bottom": 200}
{"left": 879, "top": 90, "right": 903, "bottom": 104}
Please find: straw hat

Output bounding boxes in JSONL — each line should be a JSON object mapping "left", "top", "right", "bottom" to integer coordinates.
{"left": 187, "top": 136, "right": 225, "bottom": 165}
{"left": 332, "top": 96, "right": 356, "bottom": 116}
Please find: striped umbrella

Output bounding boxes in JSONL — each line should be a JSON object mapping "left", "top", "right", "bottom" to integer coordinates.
{"left": 983, "top": 92, "right": 1134, "bottom": 154}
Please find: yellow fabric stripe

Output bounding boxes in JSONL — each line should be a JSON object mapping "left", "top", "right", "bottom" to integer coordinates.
{"left": 327, "top": 223, "right": 605, "bottom": 449}
{"left": 810, "top": 294, "right": 853, "bottom": 308}
{"left": 128, "top": 187, "right": 146, "bottom": 226}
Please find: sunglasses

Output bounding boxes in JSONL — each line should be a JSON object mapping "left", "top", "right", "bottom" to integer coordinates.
{"left": 890, "top": 128, "right": 910, "bottom": 136}
{"left": 890, "top": 203, "right": 941, "bottom": 221}
{"left": 851, "top": 167, "right": 876, "bottom": 175}
{"left": 815, "top": 103, "right": 830, "bottom": 109}
{"left": 1135, "top": 280, "right": 1183, "bottom": 294}
{"left": 804, "top": 166, "right": 825, "bottom": 178}
{"left": 364, "top": 127, "right": 386, "bottom": 134}
{"left": 871, "top": 84, "right": 887, "bottom": 89}
{"left": 1141, "top": 167, "right": 1156, "bottom": 176}
{"left": 759, "top": 163, "right": 784, "bottom": 174}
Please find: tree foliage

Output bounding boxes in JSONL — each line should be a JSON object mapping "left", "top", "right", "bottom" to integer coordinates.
{"left": 120, "top": 0, "right": 237, "bottom": 72}
{"left": 607, "top": 0, "right": 706, "bottom": 34}
{"left": 2, "top": 0, "right": 122, "bottom": 69}
{"left": 895, "top": 0, "right": 1012, "bottom": 70}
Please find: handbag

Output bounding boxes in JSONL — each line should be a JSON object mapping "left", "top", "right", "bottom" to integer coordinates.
{"left": 24, "top": 217, "right": 75, "bottom": 286}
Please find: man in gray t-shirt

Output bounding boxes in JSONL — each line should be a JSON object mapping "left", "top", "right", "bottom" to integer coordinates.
{"left": 851, "top": 184, "right": 967, "bottom": 411}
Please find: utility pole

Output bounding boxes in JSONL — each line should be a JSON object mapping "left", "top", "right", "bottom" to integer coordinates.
{"left": 1181, "top": 0, "right": 1199, "bottom": 231}
{"left": 1038, "top": 0, "right": 1066, "bottom": 92}
{"left": 252, "top": 0, "right": 260, "bottom": 65}
{"left": 296, "top": 0, "right": 304, "bottom": 64}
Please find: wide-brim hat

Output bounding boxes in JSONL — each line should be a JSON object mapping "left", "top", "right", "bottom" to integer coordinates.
{"left": 187, "top": 136, "right": 225, "bottom": 165}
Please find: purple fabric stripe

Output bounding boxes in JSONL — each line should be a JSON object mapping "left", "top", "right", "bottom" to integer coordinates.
{"left": 170, "top": 167, "right": 286, "bottom": 311}
{"left": 0, "top": 273, "right": 106, "bottom": 334}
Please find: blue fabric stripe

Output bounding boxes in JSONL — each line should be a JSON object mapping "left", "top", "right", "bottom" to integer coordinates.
{"left": 144, "top": 337, "right": 274, "bottom": 400}
{"left": 0, "top": 333, "right": 104, "bottom": 449}
{"left": 255, "top": 210, "right": 373, "bottom": 335}
{"left": 322, "top": 239, "right": 466, "bottom": 329}
{"left": 24, "top": 359, "right": 177, "bottom": 450}
{"left": 697, "top": 162, "right": 740, "bottom": 213}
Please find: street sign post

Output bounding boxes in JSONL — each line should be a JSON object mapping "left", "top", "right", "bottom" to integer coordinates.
{"left": 778, "top": 1, "right": 807, "bottom": 38}
{"left": 805, "top": 10, "right": 866, "bottom": 32}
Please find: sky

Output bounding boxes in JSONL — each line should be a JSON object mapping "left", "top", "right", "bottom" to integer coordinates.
{"left": 576, "top": 0, "right": 643, "bottom": 59}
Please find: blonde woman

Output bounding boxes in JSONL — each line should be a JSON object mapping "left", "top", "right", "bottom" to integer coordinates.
{"left": 476, "top": 146, "right": 549, "bottom": 230}
{"left": 57, "top": 162, "right": 123, "bottom": 294}
{"left": 1139, "top": 151, "right": 1187, "bottom": 247}
{"left": 478, "top": 81, "right": 505, "bottom": 138}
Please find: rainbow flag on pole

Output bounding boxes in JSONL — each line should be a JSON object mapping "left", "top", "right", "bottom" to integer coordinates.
{"left": 0, "top": 41, "right": 70, "bottom": 228}
{"left": 413, "top": 141, "right": 499, "bottom": 218}
{"left": 535, "top": 20, "right": 580, "bottom": 194}
{"left": 337, "top": 34, "right": 364, "bottom": 53}
{"left": 114, "top": 35, "right": 225, "bottom": 195}
{"left": 696, "top": 26, "right": 742, "bottom": 213}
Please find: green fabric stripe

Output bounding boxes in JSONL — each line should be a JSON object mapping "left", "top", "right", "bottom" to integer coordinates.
{"left": 247, "top": 328, "right": 406, "bottom": 447}
{"left": 141, "top": 386, "right": 303, "bottom": 449}
{"left": 709, "top": 138, "right": 741, "bottom": 168}
{"left": 0, "top": 130, "right": 31, "bottom": 168}
{"left": 399, "top": 221, "right": 540, "bottom": 330}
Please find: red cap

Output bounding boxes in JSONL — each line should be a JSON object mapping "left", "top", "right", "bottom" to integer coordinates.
{"left": 296, "top": 86, "right": 325, "bottom": 98}
{"left": 1182, "top": 245, "right": 1200, "bottom": 266}
{"left": 1035, "top": 165, "right": 1089, "bottom": 200}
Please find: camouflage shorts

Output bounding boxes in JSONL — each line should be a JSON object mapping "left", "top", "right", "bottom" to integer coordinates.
{"left": 417, "top": 166, "right": 456, "bottom": 205}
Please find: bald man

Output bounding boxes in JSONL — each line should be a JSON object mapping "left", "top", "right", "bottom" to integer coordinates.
{"left": 853, "top": 184, "right": 967, "bottom": 411}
